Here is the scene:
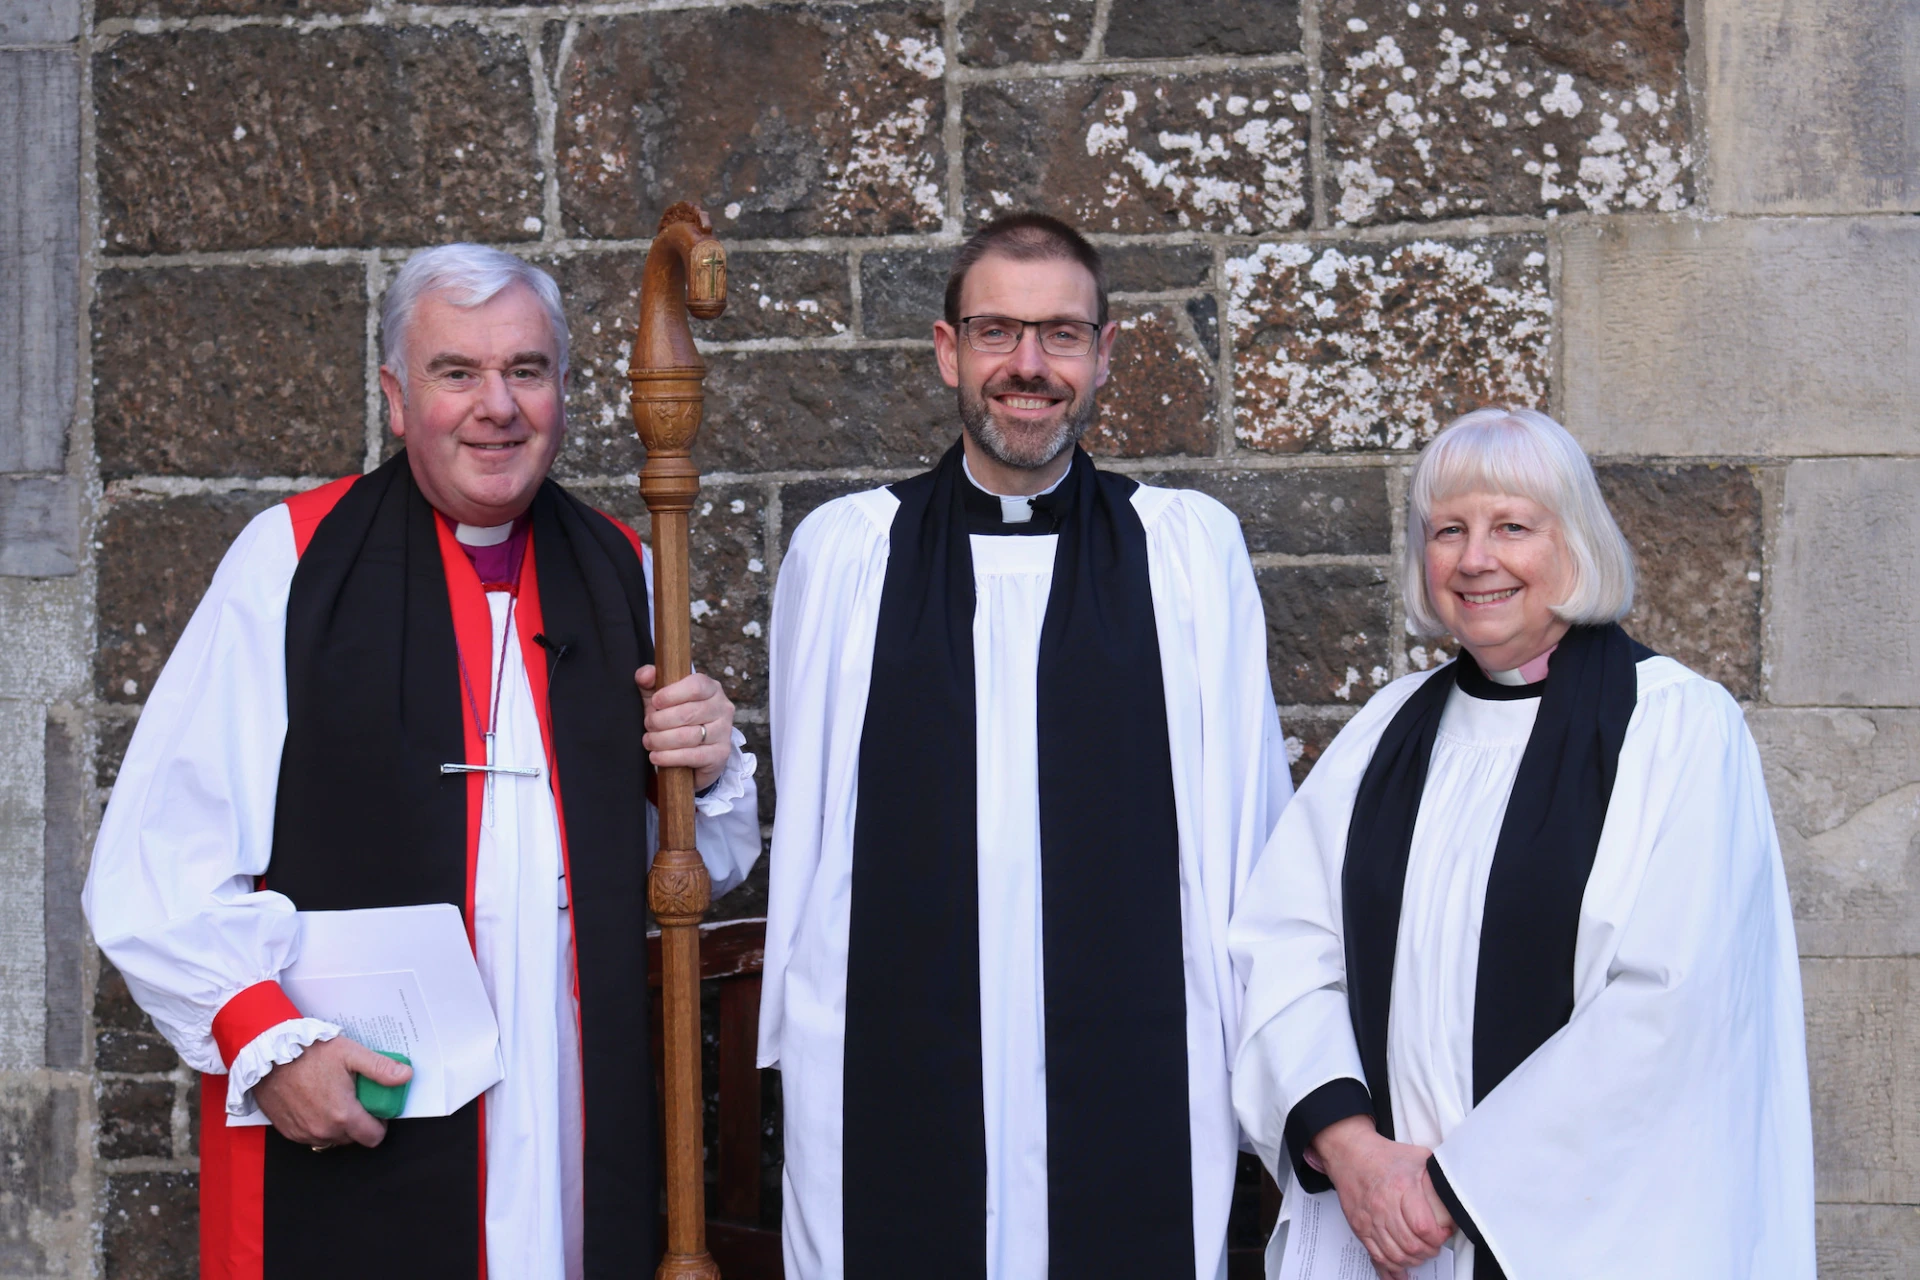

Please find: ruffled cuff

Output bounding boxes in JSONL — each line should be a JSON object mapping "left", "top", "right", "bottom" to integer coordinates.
{"left": 693, "top": 730, "right": 756, "bottom": 818}
{"left": 223, "top": 1018, "right": 342, "bottom": 1120}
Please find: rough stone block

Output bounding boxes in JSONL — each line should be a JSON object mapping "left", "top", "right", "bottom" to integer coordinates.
{"left": 96, "top": 492, "right": 281, "bottom": 704}
{"left": 1817, "top": 1205, "right": 1920, "bottom": 1280}
{"left": 710, "top": 854, "right": 770, "bottom": 924}
{"left": 1132, "top": 466, "right": 1391, "bottom": 556}
{"left": 1104, "top": 0, "right": 1302, "bottom": 58}
{"left": 1597, "top": 463, "right": 1762, "bottom": 699}
{"left": 966, "top": 71, "right": 1310, "bottom": 234}
{"left": 1085, "top": 301, "right": 1216, "bottom": 458}
{"left": 1750, "top": 709, "right": 1920, "bottom": 959}
{"left": 1106, "top": 244, "right": 1215, "bottom": 294}
{"left": 97, "top": 0, "right": 357, "bottom": 15}
{"left": 0, "top": 476, "right": 78, "bottom": 577}
{"left": 599, "top": 484, "right": 770, "bottom": 708}
{"left": 96, "top": 964, "right": 180, "bottom": 1074}
{"left": 97, "top": 713, "right": 137, "bottom": 791}
{"left": 1281, "top": 712, "right": 1351, "bottom": 788}
{"left": 708, "top": 349, "right": 955, "bottom": 476}
{"left": 95, "top": 26, "right": 540, "bottom": 254}
{"left": 0, "top": 0, "right": 79, "bottom": 41}
{"left": 1771, "top": 459, "right": 1920, "bottom": 707}
{"left": 559, "top": 6, "right": 946, "bottom": 241}
{"left": 1, "top": 51, "right": 77, "bottom": 475}
{"left": 99, "top": 1079, "right": 174, "bottom": 1161}
{"left": 104, "top": 1171, "right": 196, "bottom": 1280}
{"left": 1558, "top": 217, "right": 1920, "bottom": 457}
{"left": 860, "top": 249, "right": 947, "bottom": 340}
{"left": 94, "top": 265, "right": 366, "bottom": 480}
{"left": 1802, "top": 958, "right": 1920, "bottom": 1205}
{"left": 779, "top": 478, "right": 877, "bottom": 554}
{"left": 1703, "top": 0, "right": 1920, "bottom": 214}
{"left": 1322, "top": 0, "right": 1691, "bottom": 225}
{"left": 1257, "top": 565, "right": 1392, "bottom": 705}
{"left": 0, "top": 1080, "right": 79, "bottom": 1276}
{"left": 1229, "top": 235, "right": 1550, "bottom": 452}
{"left": 556, "top": 250, "right": 852, "bottom": 476}
{"left": 959, "top": 0, "right": 1095, "bottom": 66}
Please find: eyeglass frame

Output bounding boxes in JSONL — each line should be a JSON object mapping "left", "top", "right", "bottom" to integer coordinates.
{"left": 956, "top": 314, "right": 1107, "bottom": 358}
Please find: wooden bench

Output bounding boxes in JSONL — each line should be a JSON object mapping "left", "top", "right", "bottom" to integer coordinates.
{"left": 648, "top": 916, "right": 1279, "bottom": 1277}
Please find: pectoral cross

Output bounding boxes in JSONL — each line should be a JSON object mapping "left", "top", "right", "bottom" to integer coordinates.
{"left": 441, "top": 731, "right": 543, "bottom": 826}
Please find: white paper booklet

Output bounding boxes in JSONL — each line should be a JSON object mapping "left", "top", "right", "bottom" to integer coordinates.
{"left": 1278, "top": 1188, "right": 1454, "bottom": 1280}
{"left": 229, "top": 903, "right": 504, "bottom": 1126}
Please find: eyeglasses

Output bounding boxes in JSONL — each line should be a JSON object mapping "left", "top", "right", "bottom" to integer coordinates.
{"left": 959, "top": 315, "right": 1102, "bottom": 358}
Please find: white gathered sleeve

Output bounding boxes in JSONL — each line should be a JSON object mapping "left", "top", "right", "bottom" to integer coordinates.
{"left": 82, "top": 504, "right": 333, "bottom": 1081}
{"left": 638, "top": 539, "right": 763, "bottom": 897}
{"left": 1228, "top": 672, "right": 1434, "bottom": 1178}
{"left": 1430, "top": 672, "right": 1815, "bottom": 1278}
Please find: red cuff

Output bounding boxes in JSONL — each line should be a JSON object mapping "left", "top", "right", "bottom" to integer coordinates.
{"left": 211, "top": 980, "right": 304, "bottom": 1069}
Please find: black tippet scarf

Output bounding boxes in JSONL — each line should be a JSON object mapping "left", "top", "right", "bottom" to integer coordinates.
{"left": 1340, "top": 623, "right": 1649, "bottom": 1278}
{"left": 263, "top": 453, "right": 658, "bottom": 1277}
{"left": 842, "top": 444, "right": 1195, "bottom": 1279}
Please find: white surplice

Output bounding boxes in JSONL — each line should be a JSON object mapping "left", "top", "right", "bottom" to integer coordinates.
{"left": 1229, "top": 657, "right": 1816, "bottom": 1279}
{"left": 84, "top": 501, "right": 762, "bottom": 1280}
{"left": 760, "top": 478, "right": 1293, "bottom": 1280}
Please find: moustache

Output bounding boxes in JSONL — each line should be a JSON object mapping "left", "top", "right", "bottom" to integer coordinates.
{"left": 983, "top": 373, "right": 1075, "bottom": 402}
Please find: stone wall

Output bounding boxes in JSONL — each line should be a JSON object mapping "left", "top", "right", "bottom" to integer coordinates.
{"left": 0, "top": 0, "right": 1914, "bottom": 1273}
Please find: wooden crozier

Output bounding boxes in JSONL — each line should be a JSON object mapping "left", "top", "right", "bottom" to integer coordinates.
{"left": 629, "top": 202, "right": 728, "bottom": 1280}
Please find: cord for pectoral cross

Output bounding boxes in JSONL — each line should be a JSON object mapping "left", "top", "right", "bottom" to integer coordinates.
{"left": 443, "top": 591, "right": 543, "bottom": 822}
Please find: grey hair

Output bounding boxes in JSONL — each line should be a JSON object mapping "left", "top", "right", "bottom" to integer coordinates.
{"left": 1403, "top": 406, "right": 1636, "bottom": 637}
{"left": 380, "top": 244, "right": 569, "bottom": 391}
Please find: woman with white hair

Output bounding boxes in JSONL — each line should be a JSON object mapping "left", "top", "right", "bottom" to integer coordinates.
{"left": 1228, "top": 408, "right": 1815, "bottom": 1279}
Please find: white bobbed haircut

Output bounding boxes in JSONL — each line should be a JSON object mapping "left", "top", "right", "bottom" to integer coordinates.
{"left": 1403, "top": 406, "right": 1635, "bottom": 637}
{"left": 380, "top": 244, "right": 568, "bottom": 390}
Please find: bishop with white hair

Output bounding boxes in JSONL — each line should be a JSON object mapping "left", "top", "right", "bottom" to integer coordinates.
{"left": 1227, "top": 408, "right": 1815, "bottom": 1279}
{"left": 83, "top": 244, "right": 760, "bottom": 1278}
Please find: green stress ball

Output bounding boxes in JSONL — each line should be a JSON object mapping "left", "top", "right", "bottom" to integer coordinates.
{"left": 355, "top": 1051, "right": 412, "bottom": 1121}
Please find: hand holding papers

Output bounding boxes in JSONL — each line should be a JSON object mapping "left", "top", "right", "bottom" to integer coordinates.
{"left": 232, "top": 904, "right": 503, "bottom": 1126}
{"left": 1279, "top": 1189, "right": 1454, "bottom": 1280}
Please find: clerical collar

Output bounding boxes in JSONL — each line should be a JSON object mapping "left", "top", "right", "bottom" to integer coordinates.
{"left": 446, "top": 513, "right": 530, "bottom": 591}
{"left": 962, "top": 456, "right": 1068, "bottom": 527}
{"left": 1455, "top": 655, "right": 1546, "bottom": 701}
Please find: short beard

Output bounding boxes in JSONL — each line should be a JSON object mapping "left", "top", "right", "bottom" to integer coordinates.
{"left": 957, "top": 373, "right": 1099, "bottom": 471}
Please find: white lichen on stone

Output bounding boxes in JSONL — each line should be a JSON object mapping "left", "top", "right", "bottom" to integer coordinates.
{"left": 1329, "top": 14, "right": 1690, "bottom": 223}
{"left": 1227, "top": 237, "right": 1552, "bottom": 451}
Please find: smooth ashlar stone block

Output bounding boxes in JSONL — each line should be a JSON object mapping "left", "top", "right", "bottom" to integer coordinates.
{"left": 0, "top": 477, "right": 78, "bottom": 577}
{"left": 1104, "top": 0, "right": 1302, "bottom": 59}
{"left": 1229, "top": 235, "right": 1550, "bottom": 452}
{"left": 1133, "top": 466, "right": 1391, "bottom": 557}
{"left": 965, "top": 70, "right": 1311, "bottom": 235}
{"left": 1597, "top": 463, "right": 1763, "bottom": 700}
{"left": 958, "top": 0, "right": 1096, "bottom": 67}
{"left": 1751, "top": 708, "right": 1920, "bottom": 959}
{"left": 93, "top": 265, "right": 366, "bottom": 480}
{"left": 558, "top": 5, "right": 946, "bottom": 242}
{"left": 1802, "top": 958, "right": 1920, "bottom": 1205}
{"left": 1322, "top": 0, "right": 1690, "bottom": 225}
{"left": 1817, "top": 1204, "right": 1920, "bottom": 1280}
{"left": 1559, "top": 217, "right": 1920, "bottom": 457}
{"left": 1703, "top": 0, "right": 1920, "bottom": 214}
{"left": 1770, "top": 459, "right": 1920, "bottom": 708}
{"left": 1257, "top": 565, "right": 1392, "bottom": 705}
{"left": 0, "top": 50, "right": 78, "bottom": 475}
{"left": 0, "top": 0, "right": 78, "bottom": 41}
{"left": 95, "top": 26, "right": 540, "bottom": 254}
{"left": 0, "top": 1080, "right": 80, "bottom": 1275}
{"left": 1086, "top": 302, "right": 1216, "bottom": 459}
{"left": 96, "top": 492, "right": 281, "bottom": 704}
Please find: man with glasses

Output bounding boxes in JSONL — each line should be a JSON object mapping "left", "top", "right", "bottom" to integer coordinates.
{"left": 759, "top": 212, "right": 1291, "bottom": 1278}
